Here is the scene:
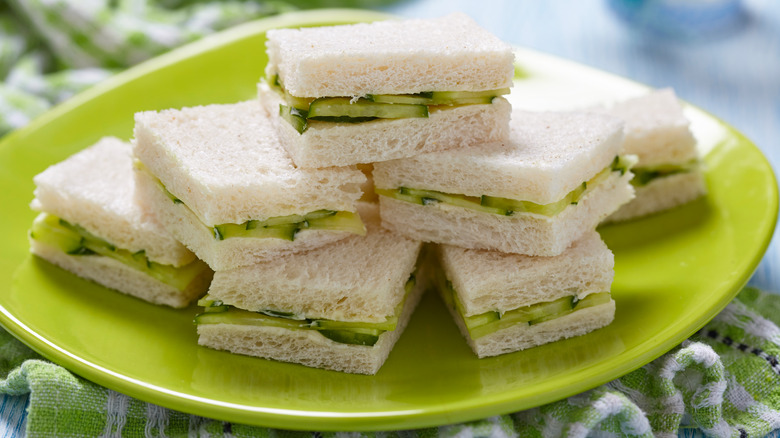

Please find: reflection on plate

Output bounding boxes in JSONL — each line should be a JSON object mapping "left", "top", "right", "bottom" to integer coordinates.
{"left": 0, "top": 9, "right": 776, "bottom": 432}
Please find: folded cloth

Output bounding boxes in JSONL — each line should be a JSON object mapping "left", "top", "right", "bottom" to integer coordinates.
{"left": 1, "top": 286, "right": 779, "bottom": 437}
{"left": 0, "top": 0, "right": 295, "bottom": 136}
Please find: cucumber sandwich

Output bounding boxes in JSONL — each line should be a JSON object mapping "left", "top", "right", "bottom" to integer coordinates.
{"left": 259, "top": 13, "right": 514, "bottom": 168}
{"left": 133, "top": 100, "right": 367, "bottom": 271}
{"left": 433, "top": 231, "right": 616, "bottom": 358}
{"left": 195, "top": 204, "right": 425, "bottom": 375}
{"left": 373, "top": 110, "right": 637, "bottom": 257}
{"left": 29, "top": 137, "right": 213, "bottom": 308}
{"left": 598, "top": 89, "right": 706, "bottom": 222}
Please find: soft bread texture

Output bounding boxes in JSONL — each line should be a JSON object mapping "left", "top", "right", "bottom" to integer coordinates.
{"left": 440, "top": 231, "right": 613, "bottom": 316}
{"left": 135, "top": 169, "right": 356, "bottom": 271}
{"left": 207, "top": 203, "right": 422, "bottom": 322}
{"left": 597, "top": 89, "right": 697, "bottom": 167}
{"left": 448, "top": 300, "right": 615, "bottom": 358}
{"left": 31, "top": 137, "right": 194, "bottom": 267}
{"left": 605, "top": 170, "right": 707, "bottom": 223}
{"left": 133, "top": 100, "right": 365, "bottom": 225}
{"left": 265, "top": 13, "right": 514, "bottom": 97}
{"left": 373, "top": 110, "right": 624, "bottom": 204}
{"left": 30, "top": 239, "right": 212, "bottom": 308}
{"left": 197, "top": 268, "right": 426, "bottom": 375}
{"left": 259, "top": 84, "right": 511, "bottom": 168}
{"left": 379, "top": 171, "right": 634, "bottom": 256}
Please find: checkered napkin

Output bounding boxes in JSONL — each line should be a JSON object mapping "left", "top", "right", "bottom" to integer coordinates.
{"left": 0, "top": 286, "right": 778, "bottom": 437}
{"left": 0, "top": 0, "right": 294, "bottom": 136}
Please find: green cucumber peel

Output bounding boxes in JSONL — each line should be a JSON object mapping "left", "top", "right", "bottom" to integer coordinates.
{"left": 630, "top": 159, "right": 699, "bottom": 187}
{"left": 377, "top": 156, "right": 634, "bottom": 217}
{"left": 270, "top": 74, "right": 506, "bottom": 131}
{"left": 31, "top": 214, "right": 209, "bottom": 291}
{"left": 194, "top": 274, "right": 417, "bottom": 346}
{"left": 435, "top": 267, "right": 612, "bottom": 339}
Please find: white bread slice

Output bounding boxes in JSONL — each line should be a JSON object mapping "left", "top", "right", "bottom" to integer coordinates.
{"left": 440, "top": 231, "right": 613, "bottom": 316}
{"left": 30, "top": 239, "right": 213, "bottom": 308}
{"left": 207, "top": 203, "right": 422, "bottom": 323}
{"left": 31, "top": 137, "right": 194, "bottom": 267}
{"left": 258, "top": 83, "right": 511, "bottom": 168}
{"left": 265, "top": 13, "right": 514, "bottom": 98}
{"left": 134, "top": 168, "right": 358, "bottom": 271}
{"left": 599, "top": 88, "right": 697, "bottom": 168}
{"left": 448, "top": 300, "right": 615, "bottom": 358}
{"left": 378, "top": 171, "right": 633, "bottom": 256}
{"left": 372, "top": 110, "right": 625, "bottom": 204}
{"left": 197, "top": 276, "right": 425, "bottom": 375}
{"left": 605, "top": 170, "right": 707, "bottom": 223}
{"left": 133, "top": 100, "right": 365, "bottom": 225}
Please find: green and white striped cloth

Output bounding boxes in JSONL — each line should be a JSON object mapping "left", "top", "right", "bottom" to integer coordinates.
{"left": 2, "top": 287, "right": 780, "bottom": 437}
{"left": 0, "top": 0, "right": 295, "bottom": 136}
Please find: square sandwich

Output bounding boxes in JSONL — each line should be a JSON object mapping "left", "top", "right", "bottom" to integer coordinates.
{"left": 601, "top": 89, "right": 706, "bottom": 222}
{"left": 373, "top": 110, "right": 636, "bottom": 256}
{"left": 29, "top": 137, "right": 213, "bottom": 308}
{"left": 133, "top": 100, "right": 367, "bottom": 271}
{"left": 435, "top": 231, "right": 616, "bottom": 358}
{"left": 194, "top": 204, "right": 424, "bottom": 375}
{"left": 259, "top": 13, "right": 514, "bottom": 168}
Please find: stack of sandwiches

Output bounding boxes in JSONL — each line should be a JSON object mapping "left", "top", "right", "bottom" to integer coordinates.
{"left": 374, "top": 109, "right": 635, "bottom": 357}
{"left": 28, "top": 13, "right": 705, "bottom": 373}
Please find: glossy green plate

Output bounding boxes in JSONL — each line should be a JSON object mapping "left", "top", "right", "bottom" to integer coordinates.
{"left": 0, "top": 9, "right": 776, "bottom": 432}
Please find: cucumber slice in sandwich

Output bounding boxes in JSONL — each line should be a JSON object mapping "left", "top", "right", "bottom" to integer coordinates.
{"left": 194, "top": 273, "right": 417, "bottom": 347}
{"left": 31, "top": 213, "right": 209, "bottom": 291}
{"left": 135, "top": 161, "right": 366, "bottom": 242}
{"left": 267, "top": 74, "right": 508, "bottom": 132}
{"left": 377, "top": 155, "right": 634, "bottom": 218}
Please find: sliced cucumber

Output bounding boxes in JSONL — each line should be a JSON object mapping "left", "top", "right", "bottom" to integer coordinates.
{"left": 574, "top": 292, "right": 612, "bottom": 310}
{"left": 368, "top": 88, "right": 510, "bottom": 106}
{"left": 302, "top": 211, "right": 367, "bottom": 235}
{"left": 194, "top": 308, "right": 315, "bottom": 330}
{"left": 631, "top": 159, "right": 696, "bottom": 187}
{"left": 308, "top": 97, "right": 428, "bottom": 119}
{"left": 212, "top": 210, "right": 364, "bottom": 241}
{"left": 214, "top": 222, "right": 297, "bottom": 241}
{"left": 319, "top": 329, "right": 381, "bottom": 346}
{"left": 378, "top": 156, "right": 634, "bottom": 217}
{"left": 279, "top": 104, "right": 308, "bottom": 134}
{"left": 31, "top": 214, "right": 83, "bottom": 254}
{"left": 435, "top": 265, "right": 612, "bottom": 339}
{"left": 195, "top": 272, "right": 417, "bottom": 346}
{"left": 31, "top": 214, "right": 210, "bottom": 291}
{"left": 366, "top": 92, "right": 433, "bottom": 105}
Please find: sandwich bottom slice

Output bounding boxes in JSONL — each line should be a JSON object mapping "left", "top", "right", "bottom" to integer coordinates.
{"left": 604, "top": 166, "right": 706, "bottom": 223}
{"left": 434, "top": 232, "right": 616, "bottom": 358}
{"left": 29, "top": 213, "right": 213, "bottom": 308}
{"left": 195, "top": 273, "right": 425, "bottom": 375}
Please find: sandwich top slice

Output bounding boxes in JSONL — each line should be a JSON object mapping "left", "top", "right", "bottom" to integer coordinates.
{"left": 599, "top": 89, "right": 706, "bottom": 222}
{"left": 133, "top": 100, "right": 367, "bottom": 271}
{"left": 195, "top": 204, "right": 425, "bottom": 375}
{"left": 434, "top": 231, "right": 616, "bottom": 358}
{"left": 29, "top": 137, "right": 213, "bottom": 308}
{"left": 259, "top": 13, "right": 514, "bottom": 168}
{"left": 373, "top": 110, "right": 636, "bottom": 256}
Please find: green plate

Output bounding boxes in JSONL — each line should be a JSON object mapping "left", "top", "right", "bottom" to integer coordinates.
{"left": 0, "top": 9, "right": 776, "bottom": 432}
